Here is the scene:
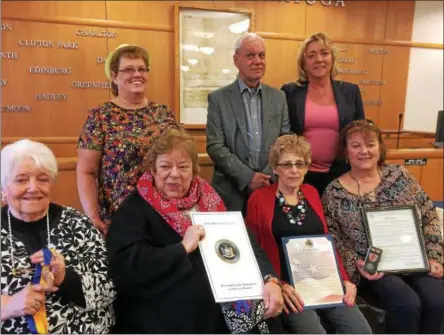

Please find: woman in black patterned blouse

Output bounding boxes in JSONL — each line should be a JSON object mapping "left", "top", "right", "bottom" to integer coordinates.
{"left": 1, "top": 139, "right": 116, "bottom": 334}
{"left": 322, "top": 120, "right": 444, "bottom": 334}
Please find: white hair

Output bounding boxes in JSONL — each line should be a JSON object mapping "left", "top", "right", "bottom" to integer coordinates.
{"left": 1, "top": 139, "right": 58, "bottom": 188}
{"left": 234, "top": 33, "right": 265, "bottom": 54}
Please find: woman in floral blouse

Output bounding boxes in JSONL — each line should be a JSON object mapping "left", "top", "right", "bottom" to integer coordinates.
{"left": 322, "top": 120, "right": 444, "bottom": 334}
{"left": 77, "top": 44, "right": 178, "bottom": 234}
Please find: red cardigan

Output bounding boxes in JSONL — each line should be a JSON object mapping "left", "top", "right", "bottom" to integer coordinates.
{"left": 245, "top": 182, "right": 350, "bottom": 282}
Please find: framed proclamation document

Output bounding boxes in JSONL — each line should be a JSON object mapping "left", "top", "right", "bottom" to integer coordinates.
{"left": 190, "top": 212, "right": 264, "bottom": 302}
{"left": 282, "top": 235, "right": 345, "bottom": 309}
{"left": 362, "top": 206, "right": 429, "bottom": 274}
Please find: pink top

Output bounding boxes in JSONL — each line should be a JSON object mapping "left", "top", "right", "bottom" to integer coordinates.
{"left": 303, "top": 97, "right": 339, "bottom": 172}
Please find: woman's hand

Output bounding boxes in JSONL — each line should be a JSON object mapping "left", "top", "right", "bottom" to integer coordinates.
{"left": 2, "top": 285, "right": 45, "bottom": 319}
{"left": 343, "top": 281, "right": 357, "bottom": 307}
{"left": 30, "top": 250, "right": 66, "bottom": 287}
{"left": 428, "top": 260, "right": 443, "bottom": 279}
{"left": 92, "top": 218, "right": 108, "bottom": 236}
{"left": 356, "top": 259, "right": 384, "bottom": 281}
{"left": 262, "top": 281, "right": 284, "bottom": 319}
{"left": 281, "top": 283, "right": 304, "bottom": 315}
{"left": 181, "top": 225, "right": 205, "bottom": 254}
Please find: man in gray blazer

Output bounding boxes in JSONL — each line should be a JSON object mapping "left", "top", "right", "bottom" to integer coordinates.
{"left": 206, "top": 33, "right": 290, "bottom": 212}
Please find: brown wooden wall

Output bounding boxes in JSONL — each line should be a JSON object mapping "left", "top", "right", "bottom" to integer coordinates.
{"left": 3, "top": 0, "right": 442, "bottom": 139}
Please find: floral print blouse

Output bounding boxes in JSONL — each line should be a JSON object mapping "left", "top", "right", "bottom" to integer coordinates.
{"left": 78, "top": 101, "right": 178, "bottom": 225}
{"left": 322, "top": 164, "right": 443, "bottom": 284}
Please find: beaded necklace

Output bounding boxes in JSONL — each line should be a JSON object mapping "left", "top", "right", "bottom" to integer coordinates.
{"left": 276, "top": 190, "right": 307, "bottom": 225}
{"left": 7, "top": 209, "right": 51, "bottom": 277}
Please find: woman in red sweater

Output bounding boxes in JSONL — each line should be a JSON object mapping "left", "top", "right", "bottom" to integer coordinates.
{"left": 245, "top": 134, "right": 371, "bottom": 334}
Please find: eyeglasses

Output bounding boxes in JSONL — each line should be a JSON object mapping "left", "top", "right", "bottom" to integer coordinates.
{"left": 118, "top": 67, "right": 149, "bottom": 75}
{"left": 276, "top": 161, "right": 308, "bottom": 170}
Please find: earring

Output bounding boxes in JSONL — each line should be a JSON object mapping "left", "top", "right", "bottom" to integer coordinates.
{"left": 345, "top": 158, "right": 349, "bottom": 164}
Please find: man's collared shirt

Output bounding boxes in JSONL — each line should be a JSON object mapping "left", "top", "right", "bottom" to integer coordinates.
{"left": 238, "top": 77, "right": 263, "bottom": 171}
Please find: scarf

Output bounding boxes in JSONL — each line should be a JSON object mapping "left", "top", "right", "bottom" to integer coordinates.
{"left": 137, "top": 172, "right": 226, "bottom": 237}
{"left": 136, "top": 172, "right": 269, "bottom": 334}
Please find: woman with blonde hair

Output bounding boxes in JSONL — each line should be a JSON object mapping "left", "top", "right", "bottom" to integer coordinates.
{"left": 281, "top": 32, "right": 364, "bottom": 196}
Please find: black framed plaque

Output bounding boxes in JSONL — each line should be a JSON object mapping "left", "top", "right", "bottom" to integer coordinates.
{"left": 361, "top": 206, "right": 429, "bottom": 274}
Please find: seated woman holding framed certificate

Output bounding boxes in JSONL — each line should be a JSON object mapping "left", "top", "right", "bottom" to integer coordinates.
{"left": 245, "top": 134, "right": 371, "bottom": 334}
{"left": 322, "top": 120, "right": 444, "bottom": 334}
{"left": 106, "top": 128, "right": 284, "bottom": 334}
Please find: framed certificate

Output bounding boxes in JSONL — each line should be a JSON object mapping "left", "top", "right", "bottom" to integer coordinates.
{"left": 190, "top": 212, "right": 264, "bottom": 302}
{"left": 282, "top": 235, "right": 345, "bottom": 309}
{"left": 361, "top": 206, "right": 429, "bottom": 274}
{"left": 174, "top": 5, "right": 253, "bottom": 125}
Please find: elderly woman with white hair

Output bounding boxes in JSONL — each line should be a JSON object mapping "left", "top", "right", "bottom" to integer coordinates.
{"left": 1, "top": 139, "right": 116, "bottom": 334}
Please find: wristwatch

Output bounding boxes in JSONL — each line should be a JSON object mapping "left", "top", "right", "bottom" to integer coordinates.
{"left": 263, "top": 274, "right": 283, "bottom": 289}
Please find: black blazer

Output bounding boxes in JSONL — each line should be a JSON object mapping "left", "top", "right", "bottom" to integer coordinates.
{"left": 281, "top": 79, "right": 365, "bottom": 178}
{"left": 280, "top": 79, "right": 365, "bottom": 135}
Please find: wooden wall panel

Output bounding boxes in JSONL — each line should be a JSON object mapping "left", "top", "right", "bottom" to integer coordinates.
{"left": 385, "top": 1, "right": 415, "bottom": 41}
{"left": 379, "top": 46, "right": 411, "bottom": 130}
{"left": 1, "top": 20, "right": 109, "bottom": 137}
{"left": 106, "top": 1, "right": 175, "bottom": 30}
{"left": 250, "top": 1, "right": 306, "bottom": 35}
{"left": 334, "top": 43, "right": 385, "bottom": 124}
{"left": 262, "top": 39, "right": 300, "bottom": 90}
{"left": 2, "top": 1, "right": 106, "bottom": 20}
{"left": 420, "top": 159, "right": 443, "bottom": 202}
{"left": 305, "top": 1, "right": 388, "bottom": 41}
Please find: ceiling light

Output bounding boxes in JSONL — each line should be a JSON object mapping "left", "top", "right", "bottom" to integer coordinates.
{"left": 187, "top": 58, "right": 198, "bottom": 65}
{"left": 200, "top": 47, "right": 215, "bottom": 55}
{"left": 229, "top": 19, "right": 250, "bottom": 34}
{"left": 180, "top": 65, "right": 190, "bottom": 72}
{"left": 182, "top": 44, "right": 199, "bottom": 52}
{"left": 222, "top": 69, "right": 231, "bottom": 74}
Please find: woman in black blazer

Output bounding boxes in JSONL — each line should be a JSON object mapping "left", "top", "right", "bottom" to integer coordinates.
{"left": 281, "top": 32, "right": 365, "bottom": 196}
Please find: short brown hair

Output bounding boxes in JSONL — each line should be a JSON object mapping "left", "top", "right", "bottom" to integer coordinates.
{"left": 109, "top": 46, "right": 150, "bottom": 96}
{"left": 338, "top": 120, "right": 386, "bottom": 165}
{"left": 269, "top": 134, "right": 312, "bottom": 170}
{"left": 295, "top": 32, "right": 338, "bottom": 86}
{"left": 143, "top": 127, "right": 200, "bottom": 176}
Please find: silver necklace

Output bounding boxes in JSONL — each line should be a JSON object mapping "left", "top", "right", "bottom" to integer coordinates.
{"left": 7, "top": 209, "right": 51, "bottom": 277}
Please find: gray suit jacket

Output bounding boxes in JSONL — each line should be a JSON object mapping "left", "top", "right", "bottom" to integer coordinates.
{"left": 206, "top": 80, "right": 290, "bottom": 211}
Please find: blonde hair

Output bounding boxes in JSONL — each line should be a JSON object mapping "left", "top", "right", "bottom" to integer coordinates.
{"left": 269, "top": 135, "right": 312, "bottom": 170}
{"left": 295, "top": 32, "right": 338, "bottom": 86}
{"left": 143, "top": 127, "right": 200, "bottom": 176}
